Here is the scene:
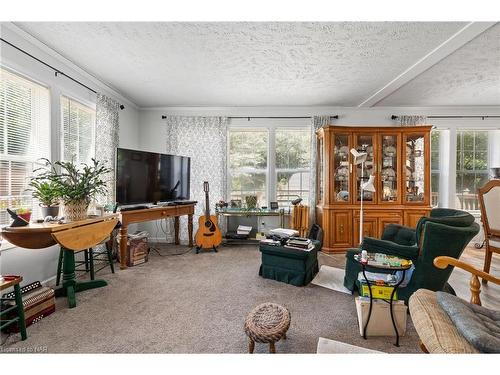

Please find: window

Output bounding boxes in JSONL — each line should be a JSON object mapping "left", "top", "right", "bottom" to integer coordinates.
{"left": 275, "top": 128, "right": 311, "bottom": 207}
{"left": 456, "top": 130, "right": 489, "bottom": 211}
{"left": 0, "top": 68, "right": 50, "bottom": 225}
{"left": 228, "top": 129, "right": 268, "bottom": 207}
{"left": 228, "top": 126, "right": 311, "bottom": 208}
{"left": 430, "top": 130, "right": 440, "bottom": 207}
{"left": 60, "top": 96, "right": 95, "bottom": 165}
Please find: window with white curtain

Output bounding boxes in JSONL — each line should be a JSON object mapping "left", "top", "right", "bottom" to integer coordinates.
{"left": 0, "top": 67, "right": 50, "bottom": 225}
{"left": 60, "top": 95, "right": 96, "bottom": 165}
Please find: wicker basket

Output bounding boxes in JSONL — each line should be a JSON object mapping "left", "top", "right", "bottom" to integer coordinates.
{"left": 63, "top": 200, "right": 89, "bottom": 221}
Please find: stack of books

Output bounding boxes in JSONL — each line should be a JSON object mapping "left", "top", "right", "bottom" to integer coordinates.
{"left": 236, "top": 225, "right": 252, "bottom": 237}
{"left": 284, "top": 237, "right": 314, "bottom": 251}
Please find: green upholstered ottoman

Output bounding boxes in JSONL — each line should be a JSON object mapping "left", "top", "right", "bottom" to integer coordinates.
{"left": 259, "top": 240, "right": 320, "bottom": 286}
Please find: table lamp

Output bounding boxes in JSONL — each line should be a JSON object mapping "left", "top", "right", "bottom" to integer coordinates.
{"left": 350, "top": 149, "right": 376, "bottom": 244}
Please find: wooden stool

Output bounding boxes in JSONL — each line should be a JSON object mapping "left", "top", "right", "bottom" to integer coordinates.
{"left": 0, "top": 276, "right": 27, "bottom": 341}
{"left": 244, "top": 302, "right": 290, "bottom": 353}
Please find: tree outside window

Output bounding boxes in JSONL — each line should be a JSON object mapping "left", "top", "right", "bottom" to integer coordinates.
{"left": 229, "top": 129, "right": 268, "bottom": 207}
{"left": 275, "top": 128, "right": 311, "bottom": 207}
{"left": 430, "top": 130, "right": 440, "bottom": 207}
{"left": 456, "top": 130, "right": 489, "bottom": 211}
{"left": 228, "top": 126, "right": 311, "bottom": 209}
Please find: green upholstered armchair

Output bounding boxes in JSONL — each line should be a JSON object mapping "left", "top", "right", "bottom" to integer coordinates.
{"left": 343, "top": 208, "right": 480, "bottom": 303}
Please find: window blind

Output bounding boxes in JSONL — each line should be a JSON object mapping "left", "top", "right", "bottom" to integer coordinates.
{"left": 60, "top": 95, "right": 96, "bottom": 165}
{"left": 0, "top": 68, "right": 50, "bottom": 226}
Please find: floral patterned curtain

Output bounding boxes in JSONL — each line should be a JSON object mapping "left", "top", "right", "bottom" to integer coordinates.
{"left": 95, "top": 93, "right": 119, "bottom": 206}
{"left": 309, "top": 115, "right": 331, "bottom": 225}
{"left": 164, "top": 116, "right": 228, "bottom": 243}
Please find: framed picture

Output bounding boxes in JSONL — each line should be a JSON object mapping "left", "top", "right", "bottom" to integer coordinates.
{"left": 270, "top": 201, "right": 279, "bottom": 210}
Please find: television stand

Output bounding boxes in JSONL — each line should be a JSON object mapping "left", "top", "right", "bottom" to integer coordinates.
{"left": 118, "top": 203, "right": 196, "bottom": 269}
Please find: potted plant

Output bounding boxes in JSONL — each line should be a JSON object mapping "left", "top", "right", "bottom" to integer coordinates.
{"left": 28, "top": 179, "right": 60, "bottom": 218}
{"left": 35, "top": 158, "right": 111, "bottom": 221}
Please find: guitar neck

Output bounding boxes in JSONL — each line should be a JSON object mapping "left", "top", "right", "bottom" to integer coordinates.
{"left": 205, "top": 191, "right": 210, "bottom": 219}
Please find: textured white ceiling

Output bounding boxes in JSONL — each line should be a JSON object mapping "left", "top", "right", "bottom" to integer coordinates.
{"left": 14, "top": 22, "right": 492, "bottom": 107}
{"left": 377, "top": 23, "right": 500, "bottom": 106}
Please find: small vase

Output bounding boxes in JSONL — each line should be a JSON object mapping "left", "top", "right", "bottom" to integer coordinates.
{"left": 41, "top": 205, "right": 60, "bottom": 219}
{"left": 64, "top": 201, "right": 89, "bottom": 221}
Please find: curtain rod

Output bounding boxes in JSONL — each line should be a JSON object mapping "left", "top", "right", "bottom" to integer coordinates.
{"left": 0, "top": 37, "right": 125, "bottom": 110}
{"left": 391, "top": 115, "right": 500, "bottom": 120}
{"left": 161, "top": 115, "right": 339, "bottom": 120}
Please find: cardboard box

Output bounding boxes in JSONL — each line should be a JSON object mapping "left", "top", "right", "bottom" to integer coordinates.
{"left": 355, "top": 297, "right": 407, "bottom": 337}
{"left": 359, "top": 281, "right": 398, "bottom": 300}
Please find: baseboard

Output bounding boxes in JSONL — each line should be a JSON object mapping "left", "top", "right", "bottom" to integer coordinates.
{"left": 41, "top": 275, "right": 57, "bottom": 286}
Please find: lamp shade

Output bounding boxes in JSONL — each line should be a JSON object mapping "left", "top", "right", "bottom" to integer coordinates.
{"left": 362, "top": 175, "right": 376, "bottom": 192}
{"left": 350, "top": 148, "right": 367, "bottom": 165}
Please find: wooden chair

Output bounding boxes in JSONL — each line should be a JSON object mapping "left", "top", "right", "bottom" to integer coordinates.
{"left": 478, "top": 179, "right": 500, "bottom": 283}
{"left": 409, "top": 256, "right": 500, "bottom": 353}
{"left": 0, "top": 276, "right": 27, "bottom": 341}
{"left": 291, "top": 205, "right": 309, "bottom": 237}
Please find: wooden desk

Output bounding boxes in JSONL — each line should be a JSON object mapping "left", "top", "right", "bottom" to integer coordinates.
{"left": 1, "top": 215, "right": 119, "bottom": 308}
{"left": 119, "top": 204, "right": 195, "bottom": 269}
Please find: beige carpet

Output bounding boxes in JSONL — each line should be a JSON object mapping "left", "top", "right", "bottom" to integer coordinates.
{"left": 1, "top": 245, "right": 421, "bottom": 353}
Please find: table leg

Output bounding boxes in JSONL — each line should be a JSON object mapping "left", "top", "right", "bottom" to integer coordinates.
{"left": 55, "top": 247, "right": 108, "bottom": 308}
{"left": 188, "top": 214, "right": 194, "bottom": 247}
{"left": 14, "top": 283, "right": 27, "bottom": 340}
{"left": 119, "top": 225, "right": 128, "bottom": 270}
{"left": 174, "top": 216, "right": 180, "bottom": 245}
{"left": 390, "top": 269, "right": 406, "bottom": 347}
{"left": 361, "top": 265, "right": 373, "bottom": 340}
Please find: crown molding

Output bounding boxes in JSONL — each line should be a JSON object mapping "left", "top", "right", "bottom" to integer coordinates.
{"left": 2, "top": 22, "right": 139, "bottom": 109}
{"left": 139, "top": 105, "right": 500, "bottom": 116}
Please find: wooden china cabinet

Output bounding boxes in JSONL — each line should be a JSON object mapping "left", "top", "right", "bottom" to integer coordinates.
{"left": 316, "top": 125, "right": 432, "bottom": 253}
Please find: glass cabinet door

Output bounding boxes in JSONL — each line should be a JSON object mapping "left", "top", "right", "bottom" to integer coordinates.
{"left": 405, "top": 133, "right": 426, "bottom": 203}
{"left": 317, "top": 136, "right": 324, "bottom": 203}
{"left": 332, "top": 133, "right": 350, "bottom": 203}
{"left": 354, "top": 134, "right": 376, "bottom": 204}
{"left": 379, "top": 134, "right": 400, "bottom": 203}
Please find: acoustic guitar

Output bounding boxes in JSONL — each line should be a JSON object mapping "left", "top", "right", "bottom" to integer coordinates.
{"left": 194, "top": 181, "right": 222, "bottom": 253}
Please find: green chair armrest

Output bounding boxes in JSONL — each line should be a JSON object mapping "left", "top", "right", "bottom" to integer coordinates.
{"left": 361, "top": 237, "right": 419, "bottom": 261}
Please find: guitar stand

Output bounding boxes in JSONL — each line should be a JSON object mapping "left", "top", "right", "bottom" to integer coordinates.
{"left": 195, "top": 246, "right": 218, "bottom": 254}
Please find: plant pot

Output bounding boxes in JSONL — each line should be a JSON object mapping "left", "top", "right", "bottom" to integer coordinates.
{"left": 64, "top": 201, "right": 89, "bottom": 221}
{"left": 17, "top": 212, "right": 32, "bottom": 223}
{"left": 41, "top": 205, "right": 60, "bottom": 218}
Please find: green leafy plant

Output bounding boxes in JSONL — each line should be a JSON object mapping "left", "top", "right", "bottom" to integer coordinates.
{"left": 34, "top": 158, "right": 111, "bottom": 205}
{"left": 28, "top": 179, "right": 60, "bottom": 207}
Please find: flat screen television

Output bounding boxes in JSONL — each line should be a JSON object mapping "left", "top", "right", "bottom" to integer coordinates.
{"left": 116, "top": 148, "right": 190, "bottom": 205}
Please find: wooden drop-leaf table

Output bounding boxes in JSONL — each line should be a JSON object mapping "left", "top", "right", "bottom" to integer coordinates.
{"left": 1, "top": 215, "right": 119, "bottom": 308}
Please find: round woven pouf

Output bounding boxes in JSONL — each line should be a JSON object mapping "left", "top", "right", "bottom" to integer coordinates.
{"left": 244, "top": 302, "right": 291, "bottom": 353}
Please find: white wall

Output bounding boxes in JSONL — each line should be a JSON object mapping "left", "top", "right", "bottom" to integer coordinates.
{"left": 0, "top": 24, "right": 140, "bottom": 286}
